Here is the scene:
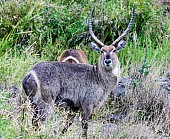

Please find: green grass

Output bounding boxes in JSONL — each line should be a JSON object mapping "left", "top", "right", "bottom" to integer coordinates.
{"left": 0, "top": 0, "right": 170, "bottom": 138}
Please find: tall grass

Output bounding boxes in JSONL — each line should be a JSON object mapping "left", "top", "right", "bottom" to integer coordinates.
{"left": 0, "top": 0, "right": 169, "bottom": 59}
{"left": 0, "top": 0, "right": 169, "bottom": 138}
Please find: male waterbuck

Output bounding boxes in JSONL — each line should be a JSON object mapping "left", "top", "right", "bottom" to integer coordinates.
{"left": 22, "top": 8, "right": 135, "bottom": 138}
{"left": 58, "top": 49, "right": 88, "bottom": 64}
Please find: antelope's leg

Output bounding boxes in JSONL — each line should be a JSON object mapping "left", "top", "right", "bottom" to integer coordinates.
{"left": 31, "top": 100, "right": 49, "bottom": 130}
{"left": 62, "top": 112, "right": 76, "bottom": 134}
{"left": 32, "top": 102, "right": 39, "bottom": 130}
{"left": 81, "top": 107, "right": 92, "bottom": 139}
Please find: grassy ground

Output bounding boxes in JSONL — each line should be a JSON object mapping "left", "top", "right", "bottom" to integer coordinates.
{"left": 0, "top": 0, "right": 170, "bottom": 138}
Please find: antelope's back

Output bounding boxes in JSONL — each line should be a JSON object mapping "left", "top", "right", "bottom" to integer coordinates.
{"left": 22, "top": 61, "right": 99, "bottom": 105}
{"left": 24, "top": 61, "right": 94, "bottom": 89}
{"left": 58, "top": 49, "right": 88, "bottom": 64}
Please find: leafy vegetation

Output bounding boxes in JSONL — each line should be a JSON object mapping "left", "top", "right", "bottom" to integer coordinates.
{"left": 0, "top": 0, "right": 169, "bottom": 138}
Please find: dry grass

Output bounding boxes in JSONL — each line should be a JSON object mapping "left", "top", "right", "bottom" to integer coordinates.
{"left": 0, "top": 60, "right": 169, "bottom": 139}
{"left": 108, "top": 62, "right": 170, "bottom": 138}
{"left": 0, "top": 0, "right": 169, "bottom": 138}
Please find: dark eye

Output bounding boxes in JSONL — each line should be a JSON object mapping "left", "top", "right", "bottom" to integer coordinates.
{"left": 101, "top": 50, "right": 104, "bottom": 53}
{"left": 113, "top": 49, "right": 116, "bottom": 52}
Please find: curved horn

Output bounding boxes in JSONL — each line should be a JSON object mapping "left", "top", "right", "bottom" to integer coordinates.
{"left": 111, "top": 8, "right": 135, "bottom": 46}
{"left": 88, "top": 8, "right": 105, "bottom": 48}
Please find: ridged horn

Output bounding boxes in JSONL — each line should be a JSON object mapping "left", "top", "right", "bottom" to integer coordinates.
{"left": 111, "top": 8, "right": 135, "bottom": 46}
{"left": 88, "top": 8, "right": 105, "bottom": 48}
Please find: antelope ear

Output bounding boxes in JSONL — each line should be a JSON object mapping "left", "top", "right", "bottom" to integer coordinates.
{"left": 90, "top": 42, "right": 102, "bottom": 52}
{"left": 115, "top": 40, "right": 127, "bottom": 52}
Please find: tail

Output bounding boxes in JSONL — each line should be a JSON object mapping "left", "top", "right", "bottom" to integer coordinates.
{"left": 19, "top": 87, "right": 27, "bottom": 134}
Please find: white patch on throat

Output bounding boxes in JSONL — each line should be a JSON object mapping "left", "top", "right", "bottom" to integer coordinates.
{"left": 62, "top": 56, "right": 80, "bottom": 63}
{"left": 112, "top": 65, "right": 120, "bottom": 77}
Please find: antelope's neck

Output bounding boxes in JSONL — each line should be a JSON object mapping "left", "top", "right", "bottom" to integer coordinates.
{"left": 96, "top": 58, "right": 120, "bottom": 90}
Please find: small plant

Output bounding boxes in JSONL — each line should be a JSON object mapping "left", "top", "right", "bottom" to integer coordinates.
{"left": 0, "top": 0, "right": 169, "bottom": 138}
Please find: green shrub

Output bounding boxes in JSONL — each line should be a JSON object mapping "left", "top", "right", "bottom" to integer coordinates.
{"left": 0, "top": 0, "right": 169, "bottom": 61}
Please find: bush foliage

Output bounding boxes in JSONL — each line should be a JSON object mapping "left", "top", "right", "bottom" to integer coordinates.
{"left": 0, "top": 0, "right": 169, "bottom": 138}
{"left": 0, "top": 0, "right": 169, "bottom": 60}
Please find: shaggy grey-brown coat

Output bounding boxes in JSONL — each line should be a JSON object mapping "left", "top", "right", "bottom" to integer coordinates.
{"left": 22, "top": 51, "right": 120, "bottom": 137}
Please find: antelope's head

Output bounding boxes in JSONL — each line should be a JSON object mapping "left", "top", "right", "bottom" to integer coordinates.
{"left": 88, "top": 8, "right": 135, "bottom": 71}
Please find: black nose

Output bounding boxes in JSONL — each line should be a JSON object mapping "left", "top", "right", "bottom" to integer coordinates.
{"left": 104, "top": 59, "right": 112, "bottom": 65}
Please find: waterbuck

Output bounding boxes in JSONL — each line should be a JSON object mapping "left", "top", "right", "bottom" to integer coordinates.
{"left": 22, "top": 8, "right": 135, "bottom": 138}
{"left": 58, "top": 48, "right": 88, "bottom": 64}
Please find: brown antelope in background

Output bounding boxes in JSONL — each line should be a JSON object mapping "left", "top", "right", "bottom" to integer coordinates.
{"left": 22, "top": 8, "right": 135, "bottom": 139}
{"left": 58, "top": 49, "right": 88, "bottom": 64}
